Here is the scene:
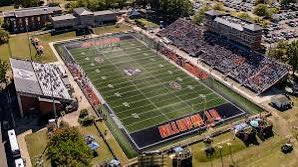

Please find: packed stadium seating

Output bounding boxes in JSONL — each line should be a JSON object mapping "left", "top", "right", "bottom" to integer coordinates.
{"left": 158, "top": 19, "right": 289, "bottom": 94}
{"left": 32, "top": 62, "right": 71, "bottom": 99}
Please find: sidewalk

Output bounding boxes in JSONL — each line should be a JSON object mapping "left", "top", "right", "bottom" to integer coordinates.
{"left": 18, "top": 130, "right": 32, "bottom": 167}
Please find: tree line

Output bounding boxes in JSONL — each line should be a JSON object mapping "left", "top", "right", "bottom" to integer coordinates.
{"left": 269, "top": 40, "right": 298, "bottom": 75}
{"left": 65, "top": 0, "right": 193, "bottom": 20}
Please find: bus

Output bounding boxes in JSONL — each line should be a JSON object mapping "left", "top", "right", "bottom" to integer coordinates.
{"left": 15, "top": 158, "right": 24, "bottom": 167}
{"left": 8, "top": 129, "right": 21, "bottom": 158}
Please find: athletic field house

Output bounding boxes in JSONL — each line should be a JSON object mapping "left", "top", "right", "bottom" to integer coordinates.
{"left": 53, "top": 32, "right": 263, "bottom": 153}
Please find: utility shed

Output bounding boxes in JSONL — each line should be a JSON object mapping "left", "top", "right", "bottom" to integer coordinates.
{"left": 270, "top": 95, "right": 292, "bottom": 111}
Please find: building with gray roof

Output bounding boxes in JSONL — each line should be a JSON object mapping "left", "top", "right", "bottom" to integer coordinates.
{"left": 205, "top": 10, "right": 263, "bottom": 50}
{"left": 10, "top": 58, "right": 74, "bottom": 117}
{"left": 51, "top": 8, "right": 118, "bottom": 30}
{"left": 3, "top": 6, "right": 62, "bottom": 33}
{"left": 50, "top": 14, "right": 77, "bottom": 29}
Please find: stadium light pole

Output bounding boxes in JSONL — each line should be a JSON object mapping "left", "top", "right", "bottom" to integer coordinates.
{"left": 50, "top": 68, "right": 58, "bottom": 127}
{"left": 199, "top": 94, "right": 206, "bottom": 111}
{"left": 218, "top": 145, "right": 224, "bottom": 167}
{"left": 25, "top": 21, "right": 32, "bottom": 61}
{"left": 227, "top": 142, "right": 235, "bottom": 165}
{"left": 199, "top": 94, "right": 207, "bottom": 119}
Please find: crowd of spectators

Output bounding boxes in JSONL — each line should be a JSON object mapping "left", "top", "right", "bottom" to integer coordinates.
{"left": 158, "top": 19, "right": 289, "bottom": 94}
{"left": 58, "top": 44, "right": 101, "bottom": 107}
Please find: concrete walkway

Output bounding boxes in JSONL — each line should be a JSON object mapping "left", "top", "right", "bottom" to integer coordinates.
{"left": 18, "top": 130, "right": 32, "bottom": 167}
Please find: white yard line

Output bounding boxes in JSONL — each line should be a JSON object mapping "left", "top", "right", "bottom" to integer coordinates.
{"left": 108, "top": 87, "right": 207, "bottom": 107}
{"left": 128, "top": 55, "right": 198, "bottom": 113}
{"left": 96, "top": 74, "right": 189, "bottom": 94}
{"left": 98, "top": 47, "right": 170, "bottom": 120}
{"left": 126, "top": 101, "right": 227, "bottom": 133}
{"left": 112, "top": 87, "right": 209, "bottom": 109}
{"left": 120, "top": 93, "right": 219, "bottom": 121}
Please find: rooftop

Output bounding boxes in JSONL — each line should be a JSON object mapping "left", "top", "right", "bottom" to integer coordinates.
{"left": 206, "top": 11, "right": 263, "bottom": 32}
{"left": 10, "top": 58, "right": 72, "bottom": 100}
{"left": 93, "top": 10, "right": 115, "bottom": 16}
{"left": 3, "top": 6, "right": 62, "bottom": 18}
{"left": 51, "top": 14, "right": 76, "bottom": 21}
{"left": 73, "top": 8, "right": 93, "bottom": 16}
{"left": 205, "top": 10, "right": 222, "bottom": 16}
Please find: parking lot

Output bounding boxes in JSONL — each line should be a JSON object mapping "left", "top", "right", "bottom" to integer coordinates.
{"left": 219, "top": 0, "right": 255, "bottom": 12}
{"left": 264, "top": 11, "right": 298, "bottom": 44}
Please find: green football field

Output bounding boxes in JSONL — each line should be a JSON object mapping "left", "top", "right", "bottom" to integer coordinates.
{"left": 68, "top": 37, "right": 227, "bottom": 133}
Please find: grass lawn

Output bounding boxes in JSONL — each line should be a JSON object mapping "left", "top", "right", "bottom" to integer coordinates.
{"left": 191, "top": 132, "right": 246, "bottom": 163}
{"left": 0, "top": 5, "right": 14, "bottom": 12}
{"left": 79, "top": 124, "right": 114, "bottom": 165}
{"left": 24, "top": 129, "right": 50, "bottom": 167}
{"left": 135, "top": 18, "right": 159, "bottom": 28}
{"left": 184, "top": 124, "right": 298, "bottom": 167}
{"left": 25, "top": 125, "right": 115, "bottom": 166}
{"left": 94, "top": 24, "right": 132, "bottom": 35}
{"left": 95, "top": 122, "right": 128, "bottom": 163}
{"left": 0, "top": 23, "right": 132, "bottom": 64}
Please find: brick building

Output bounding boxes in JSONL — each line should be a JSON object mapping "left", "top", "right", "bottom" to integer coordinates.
{"left": 10, "top": 58, "right": 76, "bottom": 117}
{"left": 3, "top": 6, "right": 62, "bottom": 33}
{"left": 50, "top": 8, "right": 118, "bottom": 30}
{"left": 204, "top": 10, "right": 263, "bottom": 50}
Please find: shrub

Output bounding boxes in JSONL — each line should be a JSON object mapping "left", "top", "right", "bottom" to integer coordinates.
{"left": 79, "top": 109, "right": 89, "bottom": 119}
{"left": 80, "top": 115, "right": 95, "bottom": 126}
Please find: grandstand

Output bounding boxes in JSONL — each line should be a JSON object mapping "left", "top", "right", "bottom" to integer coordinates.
{"left": 10, "top": 58, "right": 75, "bottom": 117}
{"left": 54, "top": 32, "right": 247, "bottom": 150}
{"left": 158, "top": 19, "right": 289, "bottom": 94}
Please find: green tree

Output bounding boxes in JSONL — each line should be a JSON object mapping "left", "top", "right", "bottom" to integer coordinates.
{"left": 213, "top": 2, "right": 224, "bottom": 11}
{"left": 236, "top": 12, "right": 252, "bottom": 21}
{"left": 280, "top": 0, "right": 296, "bottom": 6}
{"left": 287, "top": 40, "right": 298, "bottom": 74}
{"left": 255, "top": 0, "right": 266, "bottom": 5}
{"left": 47, "top": 127, "right": 93, "bottom": 167}
{"left": 268, "top": 40, "right": 289, "bottom": 62}
{"left": 0, "top": 0, "right": 14, "bottom": 6}
{"left": 253, "top": 16, "right": 269, "bottom": 28}
{"left": 0, "top": 29, "right": 9, "bottom": 44}
{"left": 192, "top": 4, "right": 210, "bottom": 24}
{"left": 15, "top": 0, "right": 39, "bottom": 8}
{"left": 160, "top": 0, "right": 193, "bottom": 19}
{"left": 0, "top": 60, "right": 8, "bottom": 87}
{"left": 268, "top": 40, "right": 298, "bottom": 74}
{"left": 253, "top": 4, "right": 269, "bottom": 17}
